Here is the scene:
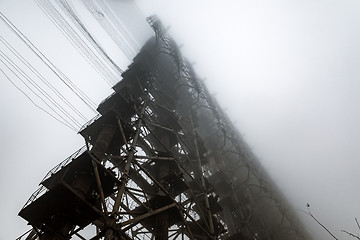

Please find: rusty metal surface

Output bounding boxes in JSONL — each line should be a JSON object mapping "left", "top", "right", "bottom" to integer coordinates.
{"left": 18, "top": 17, "right": 312, "bottom": 240}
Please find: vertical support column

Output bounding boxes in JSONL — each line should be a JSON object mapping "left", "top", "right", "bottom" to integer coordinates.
{"left": 155, "top": 211, "right": 169, "bottom": 240}
{"left": 103, "top": 103, "right": 147, "bottom": 240}
{"left": 92, "top": 124, "right": 116, "bottom": 162}
{"left": 112, "top": 103, "right": 146, "bottom": 213}
{"left": 154, "top": 131, "right": 171, "bottom": 240}
{"left": 92, "top": 161, "right": 108, "bottom": 214}
{"left": 189, "top": 110, "right": 215, "bottom": 237}
{"left": 223, "top": 205, "right": 236, "bottom": 236}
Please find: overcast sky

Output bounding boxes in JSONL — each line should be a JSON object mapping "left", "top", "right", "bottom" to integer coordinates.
{"left": 1, "top": 0, "right": 360, "bottom": 239}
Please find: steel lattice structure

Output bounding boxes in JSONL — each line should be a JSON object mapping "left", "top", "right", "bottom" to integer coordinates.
{"left": 17, "top": 16, "right": 312, "bottom": 240}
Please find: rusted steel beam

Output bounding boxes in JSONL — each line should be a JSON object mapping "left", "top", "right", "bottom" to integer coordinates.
{"left": 133, "top": 161, "right": 174, "bottom": 199}
{"left": 74, "top": 233, "right": 86, "bottom": 240}
{"left": 189, "top": 111, "right": 215, "bottom": 236}
{"left": 155, "top": 211, "right": 169, "bottom": 240}
{"left": 117, "top": 117, "right": 129, "bottom": 148}
{"left": 62, "top": 181, "right": 102, "bottom": 214}
{"left": 145, "top": 121, "right": 176, "bottom": 133}
{"left": 112, "top": 103, "right": 147, "bottom": 214}
{"left": 135, "top": 155, "right": 175, "bottom": 161}
{"left": 121, "top": 202, "right": 177, "bottom": 230}
{"left": 126, "top": 186, "right": 156, "bottom": 196}
{"left": 124, "top": 188, "right": 149, "bottom": 210}
{"left": 143, "top": 126, "right": 204, "bottom": 190}
{"left": 133, "top": 161, "right": 214, "bottom": 239}
{"left": 92, "top": 161, "right": 108, "bottom": 215}
{"left": 17, "top": 228, "right": 36, "bottom": 240}
{"left": 178, "top": 206, "right": 195, "bottom": 240}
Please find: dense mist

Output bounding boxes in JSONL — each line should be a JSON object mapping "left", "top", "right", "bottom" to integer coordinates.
{"left": 136, "top": 1, "right": 360, "bottom": 239}
{"left": 1, "top": 0, "right": 359, "bottom": 239}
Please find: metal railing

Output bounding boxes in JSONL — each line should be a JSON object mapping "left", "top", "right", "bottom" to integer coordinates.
{"left": 22, "top": 185, "right": 47, "bottom": 209}
{"left": 22, "top": 146, "right": 88, "bottom": 209}
{"left": 40, "top": 145, "right": 87, "bottom": 184}
{"left": 16, "top": 228, "right": 36, "bottom": 240}
{"left": 79, "top": 113, "right": 101, "bottom": 132}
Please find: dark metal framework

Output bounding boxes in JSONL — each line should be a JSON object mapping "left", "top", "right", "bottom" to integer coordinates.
{"left": 17, "top": 16, "right": 311, "bottom": 240}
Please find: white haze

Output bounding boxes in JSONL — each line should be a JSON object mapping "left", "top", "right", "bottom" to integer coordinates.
{"left": 0, "top": 0, "right": 359, "bottom": 239}
{"left": 136, "top": 1, "right": 360, "bottom": 239}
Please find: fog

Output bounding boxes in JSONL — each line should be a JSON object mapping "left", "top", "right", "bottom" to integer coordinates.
{"left": 1, "top": 0, "right": 360, "bottom": 239}
{"left": 136, "top": 1, "right": 360, "bottom": 239}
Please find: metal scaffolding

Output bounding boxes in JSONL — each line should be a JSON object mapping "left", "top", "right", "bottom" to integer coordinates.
{"left": 17, "top": 16, "right": 312, "bottom": 240}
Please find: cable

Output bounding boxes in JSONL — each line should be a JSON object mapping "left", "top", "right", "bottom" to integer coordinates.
{"left": 0, "top": 35, "right": 88, "bottom": 122}
{"left": 82, "top": 0, "right": 138, "bottom": 60}
{"left": 35, "top": 0, "right": 118, "bottom": 86}
{"left": 0, "top": 11, "right": 98, "bottom": 113}
{"left": 56, "top": 0, "right": 123, "bottom": 83}
{"left": 65, "top": 0, "right": 125, "bottom": 71}
{"left": 98, "top": 0, "right": 140, "bottom": 50}
{"left": 36, "top": 0, "right": 111, "bottom": 84}
{"left": 0, "top": 50, "right": 82, "bottom": 128}
{"left": 0, "top": 52, "right": 81, "bottom": 129}
{"left": 0, "top": 67, "right": 78, "bottom": 132}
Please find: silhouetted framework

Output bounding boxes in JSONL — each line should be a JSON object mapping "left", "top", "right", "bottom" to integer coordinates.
{"left": 17, "top": 16, "right": 312, "bottom": 240}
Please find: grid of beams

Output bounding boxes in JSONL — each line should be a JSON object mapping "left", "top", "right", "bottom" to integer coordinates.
{"left": 17, "top": 16, "right": 311, "bottom": 240}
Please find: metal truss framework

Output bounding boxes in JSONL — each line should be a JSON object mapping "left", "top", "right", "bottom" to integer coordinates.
{"left": 17, "top": 16, "right": 311, "bottom": 240}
